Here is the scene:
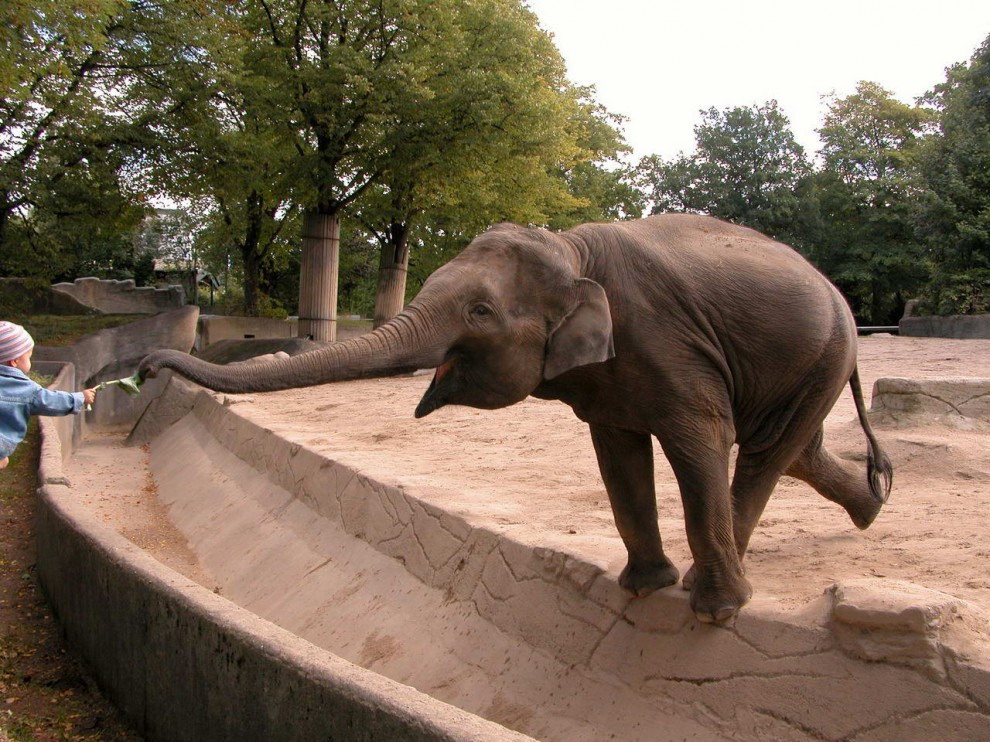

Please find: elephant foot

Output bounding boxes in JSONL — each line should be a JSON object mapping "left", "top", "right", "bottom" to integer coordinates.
{"left": 688, "top": 566, "right": 752, "bottom": 623}
{"left": 619, "top": 558, "right": 680, "bottom": 597}
{"left": 845, "top": 494, "right": 886, "bottom": 530}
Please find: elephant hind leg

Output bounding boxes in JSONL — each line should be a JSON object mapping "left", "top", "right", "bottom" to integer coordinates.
{"left": 730, "top": 452, "right": 786, "bottom": 557}
{"left": 786, "top": 426, "right": 886, "bottom": 529}
{"left": 661, "top": 423, "right": 752, "bottom": 623}
{"left": 681, "top": 454, "right": 783, "bottom": 594}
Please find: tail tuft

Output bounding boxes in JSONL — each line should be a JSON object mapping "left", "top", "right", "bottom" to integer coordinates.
{"left": 851, "top": 368, "right": 893, "bottom": 506}
{"left": 867, "top": 446, "right": 893, "bottom": 505}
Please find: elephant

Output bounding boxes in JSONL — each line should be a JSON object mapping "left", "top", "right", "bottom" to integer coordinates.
{"left": 140, "top": 214, "right": 892, "bottom": 623}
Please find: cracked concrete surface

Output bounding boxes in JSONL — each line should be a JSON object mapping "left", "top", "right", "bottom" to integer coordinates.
{"left": 872, "top": 376, "right": 990, "bottom": 427}
{"left": 70, "top": 334, "right": 990, "bottom": 740}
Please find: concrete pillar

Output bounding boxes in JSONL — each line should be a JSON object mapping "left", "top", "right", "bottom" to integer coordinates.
{"left": 373, "top": 241, "right": 409, "bottom": 328}
{"left": 297, "top": 210, "right": 339, "bottom": 342}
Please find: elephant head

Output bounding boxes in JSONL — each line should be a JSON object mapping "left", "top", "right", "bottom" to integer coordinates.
{"left": 139, "top": 224, "right": 615, "bottom": 417}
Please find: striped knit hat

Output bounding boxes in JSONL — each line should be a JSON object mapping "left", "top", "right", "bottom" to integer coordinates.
{"left": 0, "top": 322, "right": 35, "bottom": 363}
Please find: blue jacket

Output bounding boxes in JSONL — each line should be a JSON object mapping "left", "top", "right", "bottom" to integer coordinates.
{"left": 0, "top": 366, "right": 83, "bottom": 459}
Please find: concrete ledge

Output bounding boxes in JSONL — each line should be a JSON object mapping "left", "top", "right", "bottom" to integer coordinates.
{"left": 0, "top": 277, "right": 99, "bottom": 315}
{"left": 33, "top": 306, "right": 199, "bottom": 429}
{"left": 900, "top": 314, "right": 990, "bottom": 339}
{"left": 52, "top": 277, "right": 186, "bottom": 315}
{"left": 130, "top": 388, "right": 990, "bottom": 738}
{"left": 35, "top": 484, "right": 530, "bottom": 742}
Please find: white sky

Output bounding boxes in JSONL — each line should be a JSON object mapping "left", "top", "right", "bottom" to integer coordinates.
{"left": 525, "top": 0, "right": 990, "bottom": 161}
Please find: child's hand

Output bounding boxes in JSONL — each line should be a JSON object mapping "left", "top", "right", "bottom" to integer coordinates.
{"left": 83, "top": 388, "right": 97, "bottom": 405}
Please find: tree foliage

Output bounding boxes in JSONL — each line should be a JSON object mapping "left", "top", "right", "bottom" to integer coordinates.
{"left": 915, "top": 35, "right": 990, "bottom": 314}
{"left": 0, "top": 0, "right": 229, "bottom": 281}
{"left": 636, "top": 101, "right": 810, "bottom": 245}
{"left": 4, "top": 5, "right": 990, "bottom": 327}
{"left": 341, "top": 2, "right": 629, "bottom": 323}
{"left": 812, "top": 81, "right": 930, "bottom": 323}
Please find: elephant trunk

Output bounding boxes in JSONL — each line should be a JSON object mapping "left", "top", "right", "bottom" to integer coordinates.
{"left": 139, "top": 304, "right": 451, "bottom": 394}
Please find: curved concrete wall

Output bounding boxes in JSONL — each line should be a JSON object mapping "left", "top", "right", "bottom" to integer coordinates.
{"left": 27, "top": 312, "right": 990, "bottom": 739}
{"left": 149, "top": 391, "right": 990, "bottom": 740}
{"left": 33, "top": 306, "right": 199, "bottom": 431}
{"left": 35, "top": 364, "right": 990, "bottom": 740}
{"left": 35, "top": 364, "right": 532, "bottom": 742}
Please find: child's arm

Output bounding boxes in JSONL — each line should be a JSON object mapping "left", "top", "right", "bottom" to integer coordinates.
{"left": 29, "top": 386, "right": 93, "bottom": 417}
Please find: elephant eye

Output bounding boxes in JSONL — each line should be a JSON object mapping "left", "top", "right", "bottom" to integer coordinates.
{"left": 469, "top": 304, "right": 492, "bottom": 318}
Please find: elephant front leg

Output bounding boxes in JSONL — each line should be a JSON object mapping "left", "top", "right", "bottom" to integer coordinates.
{"left": 589, "top": 424, "right": 679, "bottom": 596}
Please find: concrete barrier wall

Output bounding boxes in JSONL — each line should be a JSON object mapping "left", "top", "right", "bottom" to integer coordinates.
{"left": 34, "top": 369, "right": 532, "bottom": 742}
{"left": 900, "top": 314, "right": 990, "bottom": 338}
{"left": 51, "top": 277, "right": 186, "bottom": 315}
{"left": 34, "top": 363, "right": 80, "bottom": 474}
{"left": 175, "top": 393, "right": 990, "bottom": 741}
{"left": 0, "top": 278, "right": 98, "bottom": 316}
{"left": 197, "top": 315, "right": 299, "bottom": 350}
{"left": 871, "top": 376, "right": 990, "bottom": 426}
{"left": 33, "top": 306, "right": 199, "bottom": 429}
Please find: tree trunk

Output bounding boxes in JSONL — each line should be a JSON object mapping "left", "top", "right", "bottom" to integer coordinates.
{"left": 298, "top": 210, "right": 340, "bottom": 341}
{"left": 871, "top": 279, "right": 882, "bottom": 326}
{"left": 373, "top": 222, "right": 410, "bottom": 329}
{"left": 242, "top": 246, "right": 262, "bottom": 315}
{"left": 240, "top": 191, "right": 265, "bottom": 316}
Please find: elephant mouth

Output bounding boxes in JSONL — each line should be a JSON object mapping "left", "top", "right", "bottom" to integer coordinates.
{"left": 434, "top": 357, "right": 455, "bottom": 383}
{"left": 414, "top": 357, "right": 456, "bottom": 418}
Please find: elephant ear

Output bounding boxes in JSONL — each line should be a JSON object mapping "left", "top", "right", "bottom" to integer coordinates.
{"left": 544, "top": 278, "right": 615, "bottom": 380}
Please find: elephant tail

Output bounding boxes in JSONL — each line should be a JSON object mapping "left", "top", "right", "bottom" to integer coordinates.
{"left": 849, "top": 368, "right": 893, "bottom": 504}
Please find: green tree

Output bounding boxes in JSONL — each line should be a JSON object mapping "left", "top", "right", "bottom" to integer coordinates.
{"left": 160, "top": 83, "right": 301, "bottom": 316}
{"left": 226, "top": 0, "right": 457, "bottom": 338}
{"left": 636, "top": 101, "right": 810, "bottom": 245}
{"left": 546, "top": 90, "right": 643, "bottom": 231}
{"left": 0, "top": 145, "right": 146, "bottom": 280}
{"left": 2, "top": 0, "right": 130, "bottom": 272}
{"left": 814, "top": 81, "right": 930, "bottom": 323}
{"left": 916, "top": 35, "right": 990, "bottom": 314}
{"left": 635, "top": 153, "right": 697, "bottom": 214}
{"left": 343, "top": 1, "right": 603, "bottom": 327}
{"left": 0, "top": 0, "right": 227, "bottom": 280}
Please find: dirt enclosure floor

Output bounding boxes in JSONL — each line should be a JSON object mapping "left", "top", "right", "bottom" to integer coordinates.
{"left": 75, "top": 333, "right": 990, "bottom": 619}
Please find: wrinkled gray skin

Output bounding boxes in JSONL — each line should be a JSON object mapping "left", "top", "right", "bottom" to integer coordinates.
{"left": 140, "top": 214, "right": 892, "bottom": 623}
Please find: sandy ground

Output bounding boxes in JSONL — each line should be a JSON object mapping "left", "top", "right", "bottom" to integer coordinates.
{"left": 70, "top": 437, "right": 216, "bottom": 590}
{"left": 69, "top": 333, "right": 990, "bottom": 616}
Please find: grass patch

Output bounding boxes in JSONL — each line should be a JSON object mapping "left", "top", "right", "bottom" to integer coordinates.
{"left": 0, "top": 421, "right": 38, "bottom": 505}
{"left": 5, "top": 315, "right": 146, "bottom": 347}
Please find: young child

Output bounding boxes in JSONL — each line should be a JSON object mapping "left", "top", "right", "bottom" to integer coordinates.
{"left": 0, "top": 321, "right": 97, "bottom": 469}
